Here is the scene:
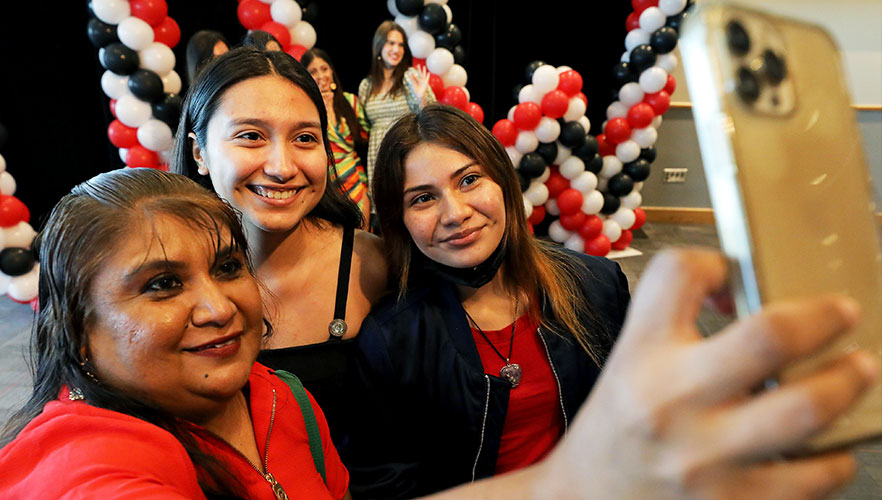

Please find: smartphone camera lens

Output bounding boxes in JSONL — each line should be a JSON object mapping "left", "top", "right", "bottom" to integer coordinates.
{"left": 726, "top": 20, "right": 751, "bottom": 56}
{"left": 736, "top": 66, "right": 761, "bottom": 103}
{"left": 762, "top": 49, "right": 787, "bottom": 85}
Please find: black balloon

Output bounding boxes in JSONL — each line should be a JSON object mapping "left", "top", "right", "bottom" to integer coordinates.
{"left": 0, "top": 248, "right": 35, "bottom": 277}
{"left": 512, "top": 83, "right": 524, "bottom": 102}
{"left": 586, "top": 154, "right": 603, "bottom": 174}
{"left": 87, "top": 18, "right": 118, "bottom": 48}
{"left": 519, "top": 152, "right": 547, "bottom": 179}
{"left": 102, "top": 42, "right": 140, "bottom": 75}
{"left": 396, "top": 0, "right": 423, "bottom": 17}
{"left": 517, "top": 171, "right": 530, "bottom": 192}
{"left": 640, "top": 146, "right": 657, "bottom": 163}
{"left": 600, "top": 193, "right": 621, "bottom": 215}
{"left": 623, "top": 159, "right": 651, "bottom": 182}
{"left": 302, "top": 1, "right": 319, "bottom": 23}
{"left": 573, "top": 135, "right": 599, "bottom": 161}
{"left": 535, "top": 142, "right": 558, "bottom": 164}
{"left": 452, "top": 45, "right": 465, "bottom": 65}
{"left": 435, "top": 29, "right": 457, "bottom": 50}
{"left": 128, "top": 69, "right": 165, "bottom": 103}
{"left": 650, "top": 27, "right": 678, "bottom": 54}
{"left": 152, "top": 93, "right": 183, "bottom": 130}
{"left": 418, "top": 4, "right": 447, "bottom": 35}
{"left": 558, "top": 121, "right": 586, "bottom": 149}
{"left": 613, "top": 62, "right": 638, "bottom": 86}
{"left": 629, "top": 44, "right": 657, "bottom": 74}
{"left": 525, "top": 60, "right": 546, "bottom": 82}
{"left": 442, "top": 24, "right": 462, "bottom": 47}
{"left": 608, "top": 173, "right": 635, "bottom": 197}
{"left": 666, "top": 10, "right": 689, "bottom": 33}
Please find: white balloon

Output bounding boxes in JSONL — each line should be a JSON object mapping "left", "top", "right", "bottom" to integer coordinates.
{"left": 625, "top": 29, "right": 650, "bottom": 52}
{"left": 137, "top": 119, "right": 174, "bottom": 152}
{"left": 639, "top": 66, "right": 668, "bottom": 94}
{"left": 564, "top": 233, "right": 586, "bottom": 252}
{"left": 534, "top": 117, "right": 561, "bottom": 143}
{"left": 515, "top": 130, "right": 539, "bottom": 155}
{"left": 0, "top": 172, "right": 15, "bottom": 196}
{"left": 545, "top": 198, "right": 560, "bottom": 216}
{"left": 442, "top": 64, "right": 467, "bottom": 88}
{"left": 523, "top": 197, "right": 534, "bottom": 219}
{"left": 518, "top": 84, "right": 542, "bottom": 105}
{"left": 532, "top": 65, "right": 560, "bottom": 94}
{"left": 525, "top": 181, "right": 549, "bottom": 206}
{"left": 3, "top": 222, "right": 36, "bottom": 248}
{"left": 639, "top": 7, "right": 667, "bottom": 32}
{"left": 616, "top": 140, "right": 642, "bottom": 163}
{"left": 119, "top": 148, "right": 129, "bottom": 163}
{"left": 115, "top": 94, "right": 153, "bottom": 128}
{"left": 603, "top": 219, "right": 623, "bottom": 243}
{"left": 556, "top": 65, "right": 572, "bottom": 74}
{"left": 139, "top": 42, "right": 176, "bottom": 75}
{"left": 535, "top": 166, "right": 551, "bottom": 183}
{"left": 161, "top": 70, "right": 182, "bottom": 94}
{"left": 611, "top": 208, "right": 636, "bottom": 230}
{"left": 505, "top": 146, "right": 523, "bottom": 166}
{"left": 618, "top": 82, "right": 645, "bottom": 107}
{"left": 606, "top": 101, "right": 628, "bottom": 119}
{"left": 290, "top": 20, "right": 317, "bottom": 49}
{"left": 657, "top": 53, "right": 679, "bottom": 73}
{"left": 559, "top": 157, "right": 586, "bottom": 180}
{"left": 101, "top": 70, "right": 130, "bottom": 99}
{"left": 581, "top": 190, "right": 604, "bottom": 215}
{"left": 563, "top": 96, "right": 588, "bottom": 122}
{"left": 442, "top": 4, "right": 453, "bottom": 24}
{"left": 395, "top": 15, "right": 420, "bottom": 37}
{"left": 507, "top": 105, "right": 518, "bottom": 122}
{"left": 548, "top": 220, "right": 571, "bottom": 243}
{"left": 272, "top": 0, "right": 302, "bottom": 27}
{"left": 259, "top": 0, "right": 274, "bottom": 3}
{"left": 571, "top": 171, "right": 598, "bottom": 194}
{"left": 631, "top": 126, "right": 658, "bottom": 148}
{"left": 659, "top": 0, "right": 688, "bottom": 16}
{"left": 387, "top": 0, "right": 401, "bottom": 16}
{"left": 159, "top": 148, "right": 174, "bottom": 165}
{"left": 92, "top": 0, "right": 131, "bottom": 25}
{"left": 621, "top": 50, "right": 631, "bottom": 63}
{"left": 117, "top": 16, "right": 154, "bottom": 51}
{"left": 652, "top": 115, "right": 664, "bottom": 129}
{"left": 7, "top": 265, "right": 39, "bottom": 303}
{"left": 597, "top": 176, "right": 608, "bottom": 192}
{"left": 98, "top": 47, "right": 108, "bottom": 69}
{"left": 621, "top": 191, "right": 643, "bottom": 209}
{"left": 426, "top": 48, "right": 454, "bottom": 76}
{"left": 462, "top": 87, "right": 470, "bottom": 101}
{"left": 601, "top": 155, "right": 624, "bottom": 178}
{"left": 633, "top": 181, "right": 645, "bottom": 193}
{"left": 578, "top": 116, "right": 591, "bottom": 134}
{"left": 553, "top": 144, "right": 572, "bottom": 164}
{"left": 408, "top": 31, "right": 435, "bottom": 59}
{"left": 0, "top": 153, "right": 5, "bottom": 173}
{"left": 426, "top": 0, "right": 449, "bottom": 5}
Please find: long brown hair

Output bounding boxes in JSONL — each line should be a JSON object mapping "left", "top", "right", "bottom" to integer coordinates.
{"left": 368, "top": 21, "right": 413, "bottom": 97}
{"left": 372, "top": 104, "right": 613, "bottom": 364}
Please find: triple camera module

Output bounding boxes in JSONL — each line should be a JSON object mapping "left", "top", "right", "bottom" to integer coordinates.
{"left": 724, "top": 18, "right": 793, "bottom": 113}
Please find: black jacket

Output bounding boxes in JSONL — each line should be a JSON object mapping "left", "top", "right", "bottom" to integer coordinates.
{"left": 342, "top": 251, "right": 631, "bottom": 499}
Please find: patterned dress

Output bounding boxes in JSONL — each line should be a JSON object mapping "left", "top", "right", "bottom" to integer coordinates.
{"left": 329, "top": 92, "right": 370, "bottom": 212}
{"left": 358, "top": 67, "right": 436, "bottom": 185}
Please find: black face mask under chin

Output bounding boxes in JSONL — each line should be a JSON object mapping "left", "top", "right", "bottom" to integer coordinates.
{"left": 421, "top": 239, "right": 507, "bottom": 289}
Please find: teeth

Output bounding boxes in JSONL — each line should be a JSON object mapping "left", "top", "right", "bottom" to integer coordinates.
{"left": 252, "top": 186, "right": 299, "bottom": 200}
{"left": 194, "top": 337, "right": 237, "bottom": 351}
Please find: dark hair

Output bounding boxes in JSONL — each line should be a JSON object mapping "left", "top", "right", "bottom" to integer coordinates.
{"left": 301, "top": 47, "right": 368, "bottom": 158}
{"left": 368, "top": 21, "right": 413, "bottom": 97}
{"left": 0, "top": 168, "right": 254, "bottom": 497}
{"left": 185, "top": 30, "right": 229, "bottom": 85}
{"left": 240, "top": 30, "right": 282, "bottom": 51}
{"left": 373, "top": 104, "right": 613, "bottom": 364}
{"left": 171, "top": 46, "right": 362, "bottom": 229}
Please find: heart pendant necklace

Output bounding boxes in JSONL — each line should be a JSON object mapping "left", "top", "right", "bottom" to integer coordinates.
{"left": 464, "top": 297, "right": 522, "bottom": 388}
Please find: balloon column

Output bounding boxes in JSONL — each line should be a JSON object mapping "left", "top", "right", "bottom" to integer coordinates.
{"left": 389, "top": 0, "right": 484, "bottom": 123}
{"left": 89, "top": 0, "right": 182, "bottom": 170}
{"left": 237, "top": 0, "right": 319, "bottom": 61}
{"left": 0, "top": 123, "right": 39, "bottom": 308}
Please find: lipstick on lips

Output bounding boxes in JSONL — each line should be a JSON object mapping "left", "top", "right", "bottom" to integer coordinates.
{"left": 184, "top": 333, "right": 242, "bottom": 358}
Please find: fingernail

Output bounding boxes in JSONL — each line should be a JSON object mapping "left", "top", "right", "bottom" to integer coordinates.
{"left": 853, "top": 351, "right": 881, "bottom": 381}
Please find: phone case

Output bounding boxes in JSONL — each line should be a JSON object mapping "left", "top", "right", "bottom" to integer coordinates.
{"left": 680, "top": 1, "right": 882, "bottom": 451}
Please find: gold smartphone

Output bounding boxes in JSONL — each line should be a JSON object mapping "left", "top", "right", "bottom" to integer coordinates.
{"left": 680, "top": 1, "right": 882, "bottom": 452}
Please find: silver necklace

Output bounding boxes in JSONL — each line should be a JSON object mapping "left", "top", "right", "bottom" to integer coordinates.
{"left": 464, "top": 297, "right": 522, "bottom": 388}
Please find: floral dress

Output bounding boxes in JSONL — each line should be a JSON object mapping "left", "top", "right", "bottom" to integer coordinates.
{"left": 328, "top": 92, "right": 370, "bottom": 212}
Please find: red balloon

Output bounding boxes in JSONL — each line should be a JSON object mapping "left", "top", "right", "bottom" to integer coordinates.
{"left": 107, "top": 120, "right": 139, "bottom": 149}
{"left": 544, "top": 170, "right": 570, "bottom": 199}
{"left": 597, "top": 134, "right": 615, "bottom": 157}
{"left": 109, "top": 99, "right": 117, "bottom": 118}
{"left": 644, "top": 90, "right": 671, "bottom": 115}
{"left": 260, "top": 21, "right": 292, "bottom": 48}
{"left": 152, "top": 16, "right": 181, "bottom": 47}
{"left": 412, "top": 57, "right": 426, "bottom": 69}
{"left": 627, "top": 102, "right": 655, "bottom": 129}
{"left": 578, "top": 215, "right": 603, "bottom": 240}
{"left": 428, "top": 74, "right": 444, "bottom": 99}
{"left": 527, "top": 223, "right": 534, "bottom": 235}
{"left": 632, "top": 0, "right": 658, "bottom": 15}
{"left": 604, "top": 117, "right": 632, "bottom": 144}
{"left": 528, "top": 205, "right": 546, "bottom": 226}
{"left": 559, "top": 211, "right": 587, "bottom": 231}
{"left": 663, "top": 74, "right": 677, "bottom": 95}
{"left": 557, "top": 70, "right": 583, "bottom": 96}
{"left": 286, "top": 44, "right": 307, "bottom": 61}
{"left": 611, "top": 230, "right": 634, "bottom": 250}
{"left": 626, "top": 12, "right": 641, "bottom": 31}
{"left": 465, "top": 102, "right": 484, "bottom": 124}
{"left": 513, "top": 102, "right": 542, "bottom": 131}
{"left": 237, "top": 0, "right": 272, "bottom": 30}
{"left": 0, "top": 195, "right": 30, "bottom": 227}
{"left": 556, "top": 188, "right": 584, "bottom": 215}
{"left": 632, "top": 207, "right": 647, "bottom": 230}
{"left": 541, "top": 90, "right": 569, "bottom": 119}
{"left": 130, "top": 0, "right": 168, "bottom": 26}
{"left": 575, "top": 92, "right": 588, "bottom": 107}
{"left": 440, "top": 86, "right": 468, "bottom": 110}
{"left": 584, "top": 233, "right": 611, "bottom": 256}
{"left": 491, "top": 119, "right": 518, "bottom": 147}
{"left": 126, "top": 145, "right": 159, "bottom": 168}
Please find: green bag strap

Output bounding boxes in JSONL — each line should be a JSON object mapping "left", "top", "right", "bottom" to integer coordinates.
{"left": 273, "top": 369, "right": 327, "bottom": 485}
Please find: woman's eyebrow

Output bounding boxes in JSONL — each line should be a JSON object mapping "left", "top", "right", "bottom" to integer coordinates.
{"left": 403, "top": 162, "right": 478, "bottom": 196}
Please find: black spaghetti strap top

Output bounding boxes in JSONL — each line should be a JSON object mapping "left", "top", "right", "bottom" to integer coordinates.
{"left": 257, "top": 225, "right": 357, "bottom": 448}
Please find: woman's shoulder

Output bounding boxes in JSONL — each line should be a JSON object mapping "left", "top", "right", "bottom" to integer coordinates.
{"left": 353, "top": 229, "right": 389, "bottom": 301}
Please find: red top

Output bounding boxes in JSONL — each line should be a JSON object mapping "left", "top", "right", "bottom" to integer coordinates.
{"left": 470, "top": 313, "right": 565, "bottom": 474}
{"left": 0, "top": 363, "right": 348, "bottom": 500}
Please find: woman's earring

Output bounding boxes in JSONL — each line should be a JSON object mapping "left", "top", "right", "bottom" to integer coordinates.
{"left": 80, "top": 356, "right": 100, "bottom": 384}
{"left": 330, "top": 82, "right": 337, "bottom": 91}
